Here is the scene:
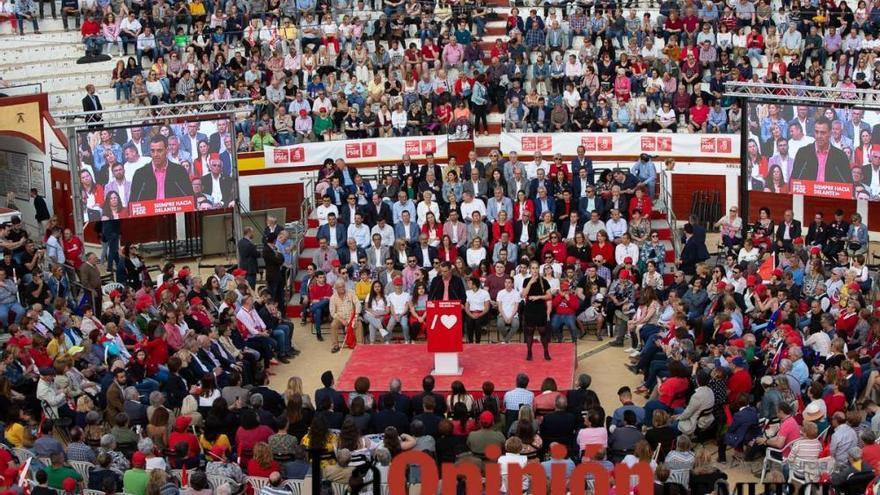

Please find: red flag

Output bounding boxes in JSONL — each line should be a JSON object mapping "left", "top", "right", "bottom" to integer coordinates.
{"left": 343, "top": 312, "right": 357, "bottom": 349}
{"left": 757, "top": 253, "right": 775, "bottom": 281}
{"left": 181, "top": 465, "right": 188, "bottom": 487}
{"left": 17, "top": 458, "right": 31, "bottom": 495}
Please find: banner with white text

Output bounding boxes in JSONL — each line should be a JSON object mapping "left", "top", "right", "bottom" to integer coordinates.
{"left": 499, "top": 132, "right": 740, "bottom": 159}
{"left": 264, "top": 135, "right": 449, "bottom": 168}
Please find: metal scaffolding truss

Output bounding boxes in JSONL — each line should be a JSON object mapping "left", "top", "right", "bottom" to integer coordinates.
{"left": 51, "top": 98, "right": 253, "bottom": 129}
{"left": 723, "top": 81, "right": 880, "bottom": 109}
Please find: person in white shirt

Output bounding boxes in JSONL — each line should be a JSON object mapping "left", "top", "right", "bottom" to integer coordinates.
{"left": 362, "top": 281, "right": 390, "bottom": 344}
{"left": 582, "top": 211, "right": 606, "bottom": 242}
{"left": 499, "top": 438, "right": 530, "bottom": 495}
{"left": 464, "top": 277, "right": 491, "bottom": 343}
{"left": 45, "top": 227, "right": 66, "bottom": 266}
{"left": 371, "top": 217, "right": 395, "bottom": 247}
{"left": 466, "top": 238, "right": 487, "bottom": 269}
{"left": 416, "top": 191, "right": 440, "bottom": 227}
{"left": 347, "top": 213, "right": 371, "bottom": 249}
{"left": 614, "top": 234, "right": 639, "bottom": 265}
{"left": 605, "top": 209, "right": 628, "bottom": 242}
{"left": 315, "top": 195, "right": 339, "bottom": 226}
{"left": 495, "top": 277, "right": 522, "bottom": 343}
{"left": 386, "top": 278, "right": 412, "bottom": 343}
{"left": 460, "top": 192, "right": 487, "bottom": 223}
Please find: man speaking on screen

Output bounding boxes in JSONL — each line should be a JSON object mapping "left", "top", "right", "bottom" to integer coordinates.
{"left": 130, "top": 134, "right": 194, "bottom": 202}
{"left": 790, "top": 116, "right": 852, "bottom": 183}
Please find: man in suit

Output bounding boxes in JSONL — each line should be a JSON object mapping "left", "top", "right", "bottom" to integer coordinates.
{"left": 775, "top": 209, "right": 802, "bottom": 252}
{"left": 337, "top": 238, "right": 365, "bottom": 270}
{"left": 348, "top": 175, "right": 374, "bottom": 207}
{"left": 462, "top": 167, "right": 489, "bottom": 200}
{"left": 862, "top": 150, "right": 880, "bottom": 197}
{"left": 791, "top": 116, "right": 852, "bottom": 183}
{"left": 201, "top": 154, "right": 236, "bottom": 208}
{"left": 316, "top": 214, "right": 347, "bottom": 250}
{"left": 397, "top": 154, "right": 420, "bottom": 183}
{"left": 178, "top": 121, "right": 208, "bottom": 158}
{"left": 338, "top": 193, "right": 360, "bottom": 226}
{"left": 394, "top": 210, "right": 420, "bottom": 248}
{"left": 208, "top": 119, "right": 232, "bottom": 154}
{"left": 378, "top": 378, "right": 412, "bottom": 418}
{"left": 570, "top": 146, "right": 593, "bottom": 180}
{"left": 130, "top": 135, "right": 194, "bottom": 202}
{"left": 539, "top": 396, "right": 577, "bottom": 450}
{"left": 410, "top": 234, "right": 438, "bottom": 269}
{"left": 533, "top": 187, "right": 556, "bottom": 220}
{"left": 315, "top": 371, "right": 348, "bottom": 414}
{"left": 410, "top": 375, "right": 448, "bottom": 416}
{"left": 462, "top": 150, "right": 485, "bottom": 179}
{"left": 364, "top": 193, "right": 392, "bottom": 228}
{"left": 418, "top": 153, "right": 443, "bottom": 184}
{"left": 79, "top": 252, "right": 103, "bottom": 309}
{"left": 313, "top": 238, "right": 339, "bottom": 273}
{"left": 219, "top": 135, "right": 235, "bottom": 177}
{"left": 81, "top": 84, "right": 103, "bottom": 125}
{"left": 125, "top": 126, "right": 150, "bottom": 157}
{"left": 678, "top": 223, "right": 710, "bottom": 275}
{"left": 237, "top": 226, "right": 260, "bottom": 287}
{"left": 514, "top": 209, "right": 538, "bottom": 255}
{"left": 365, "top": 234, "right": 389, "bottom": 271}
{"left": 326, "top": 177, "right": 347, "bottom": 207}
{"left": 428, "top": 261, "right": 466, "bottom": 302}
{"left": 443, "top": 210, "right": 468, "bottom": 250}
{"left": 373, "top": 394, "right": 410, "bottom": 433}
{"left": 529, "top": 168, "right": 553, "bottom": 201}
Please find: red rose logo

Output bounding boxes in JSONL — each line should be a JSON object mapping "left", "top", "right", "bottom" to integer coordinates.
{"left": 290, "top": 147, "right": 305, "bottom": 162}
{"left": 362, "top": 142, "right": 377, "bottom": 157}
{"left": 657, "top": 137, "right": 672, "bottom": 152}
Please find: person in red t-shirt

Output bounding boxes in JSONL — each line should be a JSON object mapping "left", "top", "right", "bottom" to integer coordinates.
{"left": 689, "top": 96, "right": 710, "bottom": 133}
{"left": 550, "top": 281, "right": 582, "bottom": 342}
{"left": 727, "top": 356, "right": 753, "bottom": 404}
{"left": 307, "top": 272, "right": 333, "bottom": 341}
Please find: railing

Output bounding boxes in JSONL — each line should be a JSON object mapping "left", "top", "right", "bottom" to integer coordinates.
{"left": 0, "top": 82, "right": 42, "bottom": 97}
{"left": 661, "top": 168, "right": 681, "bottom": 258}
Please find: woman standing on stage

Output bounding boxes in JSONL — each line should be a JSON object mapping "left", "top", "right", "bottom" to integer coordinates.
{"left": 521, "top": 261, "right": 552, "bottom": 361}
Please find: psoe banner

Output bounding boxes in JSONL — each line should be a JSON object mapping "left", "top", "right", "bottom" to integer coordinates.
{"left": 264, "top": 135, "right": 449, "bottom": 168}
{"left": 499, "top": 132, "right": 740, "bottom": 158}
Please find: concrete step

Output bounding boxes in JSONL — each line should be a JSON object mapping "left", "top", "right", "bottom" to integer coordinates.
{"left": 0, "top": 41, "right": 85, "bottom": 64}
{"left": 2, "top": 57, "right": 119, "bottom": 80}
{"left": 47, "top": 85, "right": 119, "bottom": 112}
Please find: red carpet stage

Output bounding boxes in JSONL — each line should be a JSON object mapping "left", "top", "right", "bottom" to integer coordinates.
{"left": 337, "top": 343, "right": 577, "bottom": 395}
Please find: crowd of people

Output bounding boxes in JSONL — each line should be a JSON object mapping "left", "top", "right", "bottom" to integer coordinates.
{"left": 48, "top": 0, "right": 819, "bottom": 146}
{"left": 3, "top": 140, "right": 880, "bottom": 494}
{"left": 5, "top": 0, "right": 880, "bottom": 488}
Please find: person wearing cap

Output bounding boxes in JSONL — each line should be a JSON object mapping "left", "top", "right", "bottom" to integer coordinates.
{"left": 294, "top": 107, "right": 315, "bottom": 143}
{"left": 200, "top": 152, "right": 235, "bottom": 208}
{"left": 550, "top": 280, "right": 581, "bottom": 343}
{"left": 466, "top": 410, "right": 506, "bottom": 458}
{"left": 122, "top": 451, "right": 149, "bottom": 495}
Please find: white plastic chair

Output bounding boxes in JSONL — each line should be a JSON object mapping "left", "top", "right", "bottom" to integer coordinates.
{"left": 207, "top": 474, "right": 236, "bottom": 491}
{"left": 101, "top": 282, "right": 125, "bottom": 295}
{"left": 759, "top": 440, "right": 796, "bottom": 484}
{"left": 787, "top": 457, "right": 835, "bottom": 495}
{"left": 283, "top": 479, "right": 304, "bottom": 495}
{"left": 331, "top": 481, "right": 349, "bottom": 495}
{"left": 69, "top": 460, "right": 93, "bottom": 486}
{"left": 246, "top": 476, "right": 271, "bottom": 493}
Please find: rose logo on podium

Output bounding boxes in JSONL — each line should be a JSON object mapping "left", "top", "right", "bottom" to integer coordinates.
{"left": 426, "top": 301, "right": 463, "bottom": 374}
